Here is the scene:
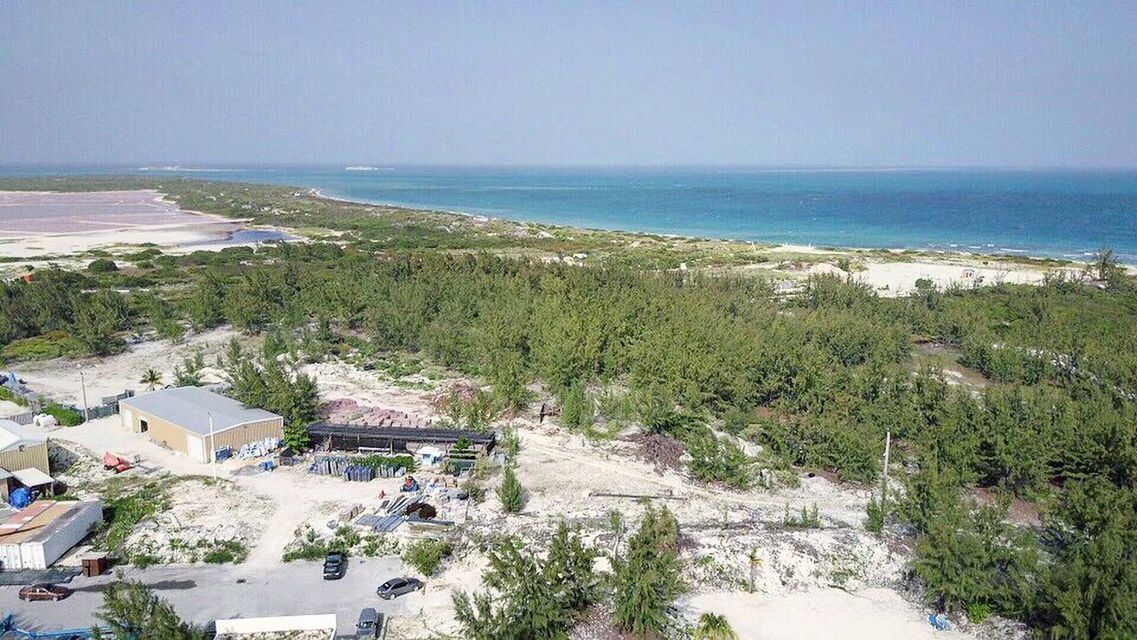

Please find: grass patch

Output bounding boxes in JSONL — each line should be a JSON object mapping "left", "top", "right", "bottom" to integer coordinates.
{"left": 43, "top": 402, "right": 84, "bottom": 426}
{"left": 94, "top": 477, "right": 172, "bottom": 554}
{"left": 782, "top": 503, "right": 822, "bottom": 529}
{"left": 282, "top": 524, "right": 398, "bottom": 562}
{"left": 1, "top": 331, "right": 86, "bottom": 361}
{"left": 202, "top": 540, "right": 249, "bottom": 564}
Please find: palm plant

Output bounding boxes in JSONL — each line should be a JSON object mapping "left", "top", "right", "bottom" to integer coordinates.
{"left": 748, "top": 548, "right": 763, "bottom": 593}
{"left": 694, "top": 612, "right": 738, "bottom": 640}
{"left": 139, "top": 368, "right": 163, "bottom": 391}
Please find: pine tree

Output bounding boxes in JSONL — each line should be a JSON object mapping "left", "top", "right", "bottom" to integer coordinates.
{"left": 613, "top": 506, "right": 683, "bottom": 636}
{"left": 453, "top": 528, "right": 596, "bottom": 639}
{"left": 93, "top": 581, "right": 204, "bottom": 640}
{"left": 498, "top": 464, "right": 524, "bottom": 513}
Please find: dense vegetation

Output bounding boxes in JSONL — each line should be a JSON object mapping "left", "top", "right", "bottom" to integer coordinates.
{"left": 454, "top": 523, "right": 599, "bottom": 639}
{"left": 93, "top": 581, "right": 204, "bottom": 639}
{"left": 2, "top": 178, "right": 1135, "bottom": 637}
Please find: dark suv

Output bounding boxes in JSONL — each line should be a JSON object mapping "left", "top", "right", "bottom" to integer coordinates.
{"left": 323, "top": 552, "right": 346, "bottom": 580}
{"left": 356, "top": 607, "right": 383, "bottom": 638}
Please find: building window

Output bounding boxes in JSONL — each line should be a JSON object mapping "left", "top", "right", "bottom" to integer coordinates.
{"left": 140, "top": 419, "right": 149, "bottom": 433}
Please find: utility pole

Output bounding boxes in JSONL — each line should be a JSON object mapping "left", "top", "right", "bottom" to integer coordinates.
{"left": 77, "top": 366, "right": 90, "bottom": 423}
{"left": 880, "top": 430, "right": 892, "bottom": 509}
{"left": 208, "top": 412, "right": 217, "bottom": 481}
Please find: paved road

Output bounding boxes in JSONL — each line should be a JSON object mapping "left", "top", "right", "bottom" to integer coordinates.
{"left": 0, "top": 557, "right": 419, "bottom": 633}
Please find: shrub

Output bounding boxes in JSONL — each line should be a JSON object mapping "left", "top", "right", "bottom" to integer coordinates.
{"left": 44, "top": 402, "right": 84, "bottom": 426}
{"left": 783, "top": 503, "right": 821, "bottom": 529}
{"left": 354, "top": 454, "right": 416, "bottom": 472}
{"left": 0, "top": 331, "right": 86, "bottom": 361}
{"left": 0, "top": 386, "right": 27, "bottom": 406}
{"left": 402, "top": 539, "right": 453, "bottom": 576}
{"left": 687, "top": 431, "right": 752, "bottom": 489}
{"left": 202, "top": 540, "right": 248, "bottom": 564}
{"left": 87, "top": 258, "right": 119, "bottom": 273}
{"left": 865, "top": 497, "right": 884, "bottom": 534}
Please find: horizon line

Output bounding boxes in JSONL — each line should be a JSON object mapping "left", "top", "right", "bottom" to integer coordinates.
{"left": 2, "top": 162, "right": 1137, "bottom": 172}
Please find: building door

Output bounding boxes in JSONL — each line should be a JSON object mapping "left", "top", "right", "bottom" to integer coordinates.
{"left": 139, "top": 419, "right": 148, "bottom": 433}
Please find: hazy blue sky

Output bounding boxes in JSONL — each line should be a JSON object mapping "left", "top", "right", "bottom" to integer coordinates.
{"left": 1, "top": 1, "right": 1134, "bottom": 167}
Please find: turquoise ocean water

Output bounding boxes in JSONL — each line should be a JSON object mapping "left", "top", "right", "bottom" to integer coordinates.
{"left": 4, "top": 166, "right": 1136, "bottom": 262}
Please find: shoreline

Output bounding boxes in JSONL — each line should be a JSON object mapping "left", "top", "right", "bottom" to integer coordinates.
{"left": 307, "top": 187, "right": 1117, "bottom": 269}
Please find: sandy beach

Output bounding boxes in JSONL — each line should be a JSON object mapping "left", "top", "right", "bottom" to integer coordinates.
{"left": 0, "top": 189, "right": 290, "bottom": 262}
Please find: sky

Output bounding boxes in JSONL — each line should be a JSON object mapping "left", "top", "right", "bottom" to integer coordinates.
{"left": 1, "top": 1, "right": 1135, "bottom": 167}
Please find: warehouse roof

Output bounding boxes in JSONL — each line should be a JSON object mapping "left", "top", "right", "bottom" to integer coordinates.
{"left": 120, "top": 387, "right": 280, "bottom": 436}
{"left": 0, "top": 420, "right": 46, "bottom": 454}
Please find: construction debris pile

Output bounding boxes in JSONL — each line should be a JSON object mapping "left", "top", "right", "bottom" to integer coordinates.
{"left": 320, "top": 398, "right": 431, "bottom": 427}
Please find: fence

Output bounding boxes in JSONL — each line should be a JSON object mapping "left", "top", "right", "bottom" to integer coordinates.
{"left": 5, "top": 412, "right": 34, "bottom": 425}
{"left": 1, "top": 371, "right": 133, "bottom": 425}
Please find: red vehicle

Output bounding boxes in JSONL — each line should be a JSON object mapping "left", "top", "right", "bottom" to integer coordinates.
{"left": 102, "top": 452, "right": 133, "bottom": 473}
{"left": 18, "top": 584, "right": 73, "bottom": 602}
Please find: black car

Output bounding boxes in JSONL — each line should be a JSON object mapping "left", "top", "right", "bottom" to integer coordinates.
{"left": 323, "top": 552, "right": 346, "bottom": 580}
{"left": 355, "top": 607, "right": 383, "bottom": 639}
{"left": 376, "top": 576, "right": 424, "bottom": 599}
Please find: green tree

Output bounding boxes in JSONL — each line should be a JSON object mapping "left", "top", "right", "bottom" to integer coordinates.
{"left": 1034, "top": 479, "right": 1137, "bottom": 639}
{"left": 613, "top": 505, "right": 683, "bottom": 636}
{"left": 498, "top": 464, "right": 524, "bottom": 513}
{"left": 93, "top": 581, "right": 204, "bottom": 640}
{"left": 73, "top": 290, "right": 129, "bottom": 356}
{"left": 172, "top": 350, "right": 205, "bottom": 387}
{"left": 186, "top": 271, "right": 227, "bottom": 330}
{"left": 453, "top": 527, "right": 597, "bottom": 639}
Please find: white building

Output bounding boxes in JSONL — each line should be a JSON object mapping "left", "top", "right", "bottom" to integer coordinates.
{"left": 0, "top": 500, "right": 103, "bottom": 570}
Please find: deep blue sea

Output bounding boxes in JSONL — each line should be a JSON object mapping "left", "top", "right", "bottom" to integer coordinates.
{"left": 4, "top": 166, "right": 1136, "bottom": 262}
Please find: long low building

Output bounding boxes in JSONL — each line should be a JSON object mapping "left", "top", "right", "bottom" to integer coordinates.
{"left": 119, "top": 387, "right": 283, "bottom": 463}
{"left": 308, "top": 423, "right": 496, "bottom": 453}
{"left": 0, "top": 500, "right": 103, "bottom": 570}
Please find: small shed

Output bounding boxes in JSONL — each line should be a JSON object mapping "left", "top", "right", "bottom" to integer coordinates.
{"left": 10, "top": 467, "right": 54, "bottom": 497}
{"left": 119, "top": 387, "right": 283, "bottom": 463}
{"left": 416, "top": 445, "right": 445, "bottom": 466}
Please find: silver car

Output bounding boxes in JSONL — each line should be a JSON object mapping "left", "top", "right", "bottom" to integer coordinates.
{"left": 376, "top": 576, "right": 424, "bottom": 599}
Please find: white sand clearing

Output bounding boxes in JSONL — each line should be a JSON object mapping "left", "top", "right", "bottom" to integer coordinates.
{"left": 686, "top": 588, "right": 974, "bottom": 640}
{"left": 854, "top": 261, "right": 1079, "bottom": 296}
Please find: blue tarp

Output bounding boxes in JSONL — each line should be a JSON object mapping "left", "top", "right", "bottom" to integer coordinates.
{"left": 9, "top": 488, "right": 32, "bottom": 509}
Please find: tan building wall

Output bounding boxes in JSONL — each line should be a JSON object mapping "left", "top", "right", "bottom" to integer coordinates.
{"left": 119, "top": 405, "right": 190, "bottom": 455}
{"left": 119, "top": 402, "right": 282, "bottom": 462}
{"left": 205, "top": 418, "right": 284, "bottom": 453}
{"left": 0, "top": 443, "right": 51, "bottom": 476}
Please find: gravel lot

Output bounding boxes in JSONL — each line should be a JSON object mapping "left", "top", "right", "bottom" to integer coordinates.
{"left": 0, "top": 557, "right": 416, "bottom": 633}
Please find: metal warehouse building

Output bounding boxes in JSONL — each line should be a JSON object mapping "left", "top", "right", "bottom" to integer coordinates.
{"left": 119, "top": 387, "right": 283, "bottom": 463}
{"left": 0, "top": 500, "right": 103, "bottom": 570}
